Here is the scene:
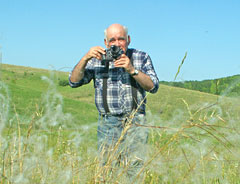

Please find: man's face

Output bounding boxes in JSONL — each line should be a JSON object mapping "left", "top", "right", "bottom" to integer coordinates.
{"left": 104, "top": 27, "right": 130, "bottom": 53}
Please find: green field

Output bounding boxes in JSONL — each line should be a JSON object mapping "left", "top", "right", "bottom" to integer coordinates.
{"left": 1, "top": 64, "right": 240, "bottom": 183}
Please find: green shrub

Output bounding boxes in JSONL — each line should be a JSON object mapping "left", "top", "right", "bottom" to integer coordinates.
{"left": 58, "top": 79, "right": 69, "bottom": 87}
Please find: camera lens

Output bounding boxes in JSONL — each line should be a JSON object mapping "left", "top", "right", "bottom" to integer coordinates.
{"left": 111, "top": 45, "right": 118, "bottom": 52}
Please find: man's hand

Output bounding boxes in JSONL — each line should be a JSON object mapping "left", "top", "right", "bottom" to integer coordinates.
{"left": 84, "top": 46, "right": 106, "bottom": 61}
{"left": 114, "top": 54, "right": 155, "bottom": 91}
{"left": 114, "top": 54, "right": 134, "bottom": 74}
{"left": 70, "top": 46, "right": 105, "bottom": 83}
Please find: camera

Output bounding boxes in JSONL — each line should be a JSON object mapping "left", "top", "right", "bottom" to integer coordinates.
{"left": 101, "top": 45, "right": 124, "bottom": 66}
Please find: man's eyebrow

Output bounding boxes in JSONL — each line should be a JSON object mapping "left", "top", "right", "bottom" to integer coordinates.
{"left": 118, "top": 37, "right": 126, "bottom": 40}
{"left": 108, "top": 37, "right": 126, "bottom": 42}
{"left": 109, "top": 38, "right": 116, "bottom": 42}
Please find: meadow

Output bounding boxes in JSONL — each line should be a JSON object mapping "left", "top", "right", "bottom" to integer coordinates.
{"left": 0, "top": 64, "right": 240, "bottom": 183}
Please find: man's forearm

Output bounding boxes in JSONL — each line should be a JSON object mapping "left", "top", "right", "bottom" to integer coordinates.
{"left": 132, "top": 71, "right": 154, "bottom": 91}
{"left": 70, "top": 57, "right": 88, "bottom": 82}
{"left": 70, "top": 46, "right": 105, "bottom": 83}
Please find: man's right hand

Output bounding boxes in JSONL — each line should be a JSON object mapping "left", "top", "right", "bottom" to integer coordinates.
{"left": 70, "top": 46, "right": 105, "bottom": 83}
{"left": 84, "top": 46, "right": 106, "bottom": 62}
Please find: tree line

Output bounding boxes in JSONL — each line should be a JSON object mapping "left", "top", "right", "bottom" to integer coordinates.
{"left": 160, "top": 74, "right": 240, "bottom": 97}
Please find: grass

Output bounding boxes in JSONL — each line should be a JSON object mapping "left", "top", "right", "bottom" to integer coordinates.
{"left": 0, "top": 64, "right": 98, "bottom": 125}
{"left": 1, "top": 63, "right": 240, "bottom": 183}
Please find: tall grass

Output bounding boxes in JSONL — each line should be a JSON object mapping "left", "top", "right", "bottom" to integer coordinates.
{"left": 0, "top": 67, "right": 240, "bottom": 183}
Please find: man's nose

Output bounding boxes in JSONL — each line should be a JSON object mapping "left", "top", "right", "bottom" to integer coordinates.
{"left": 115, "top": 40, "right": 120, "bottom": 46}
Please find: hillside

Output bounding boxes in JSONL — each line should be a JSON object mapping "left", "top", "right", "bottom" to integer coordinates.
{"left": 1, "top": 63, "right": 239, "bottom": 124}
{"left": 0, "top": 64, "right": 97, "bottom": 126}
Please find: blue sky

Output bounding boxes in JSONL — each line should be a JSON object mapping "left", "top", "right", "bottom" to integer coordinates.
{"left": 0, "top": 0, "right": 239, "bottom": 81}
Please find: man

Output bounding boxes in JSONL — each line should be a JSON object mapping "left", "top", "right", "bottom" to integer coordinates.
{"left": 69, "top": 23, "right": 159, "bottom": 182}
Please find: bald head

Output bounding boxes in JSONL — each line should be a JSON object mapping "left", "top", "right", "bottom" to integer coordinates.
{"left": 104, "top": 24, "right": 129, "bottom": 43}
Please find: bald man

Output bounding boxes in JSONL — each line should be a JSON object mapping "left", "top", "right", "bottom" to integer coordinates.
{"left": 69, "top": 23, "right": 159, "bottom": 182}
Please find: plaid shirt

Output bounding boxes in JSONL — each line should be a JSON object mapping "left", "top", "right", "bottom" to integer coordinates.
{"left": 69, "top": 48, "right": 159, "bottom": 115}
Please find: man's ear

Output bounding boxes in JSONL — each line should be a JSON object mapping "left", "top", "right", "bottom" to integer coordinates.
{"left": 104, "top": 39, "right": 108, "bottom": 48}
{"left": 127, "top": 35, "right": 131, "bottom": 46}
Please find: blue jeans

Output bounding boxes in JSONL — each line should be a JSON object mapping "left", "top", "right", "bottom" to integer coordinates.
{"left": 97, "top": 113, "right": 149, "bottom": 182}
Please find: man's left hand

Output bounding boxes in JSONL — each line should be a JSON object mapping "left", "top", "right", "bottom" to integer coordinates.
{"left": 114, "top": 54, "right": 134, "bottom": 74}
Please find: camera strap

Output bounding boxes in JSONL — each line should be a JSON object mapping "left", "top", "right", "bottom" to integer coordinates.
{"left": 102, "top": 62, "right": 110, "bottom": 113}
{"left": 128, "top": 49, "right": 138, "bottom": 111}
{"left": 101, "top": 49, "right": 138, "bottom": 114}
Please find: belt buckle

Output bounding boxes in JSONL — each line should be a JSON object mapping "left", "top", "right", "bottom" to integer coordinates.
{"left": 101, "top": 113, "right": 110, "bottom": 119}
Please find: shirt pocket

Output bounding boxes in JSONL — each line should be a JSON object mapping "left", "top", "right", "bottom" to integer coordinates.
{"left": 120, "top": 72, "right": 131, "bottom": 85}
{"left": 94, "top": 73, "right": 103, "bottom": 88}
{"left": 108, "top": 68, "right": 121, "bottom": 86}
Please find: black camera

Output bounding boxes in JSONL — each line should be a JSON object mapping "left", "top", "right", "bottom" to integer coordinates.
{"left": 101, "top": 45, "right": 124, "bottom": 66}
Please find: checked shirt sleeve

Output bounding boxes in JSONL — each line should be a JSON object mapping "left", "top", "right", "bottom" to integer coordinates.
{"left": 141, "top": 53, "right": 159, "bottom": 93}
{"left": 69, "top": 59, "right": 95, "bottom": 88}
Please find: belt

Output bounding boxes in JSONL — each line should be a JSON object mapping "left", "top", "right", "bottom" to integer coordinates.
{"left": 100, "top": 113, "right": 127, "bottom": 118}
{"left": 100, "top": 111, "right": 145, "bottom": 118}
